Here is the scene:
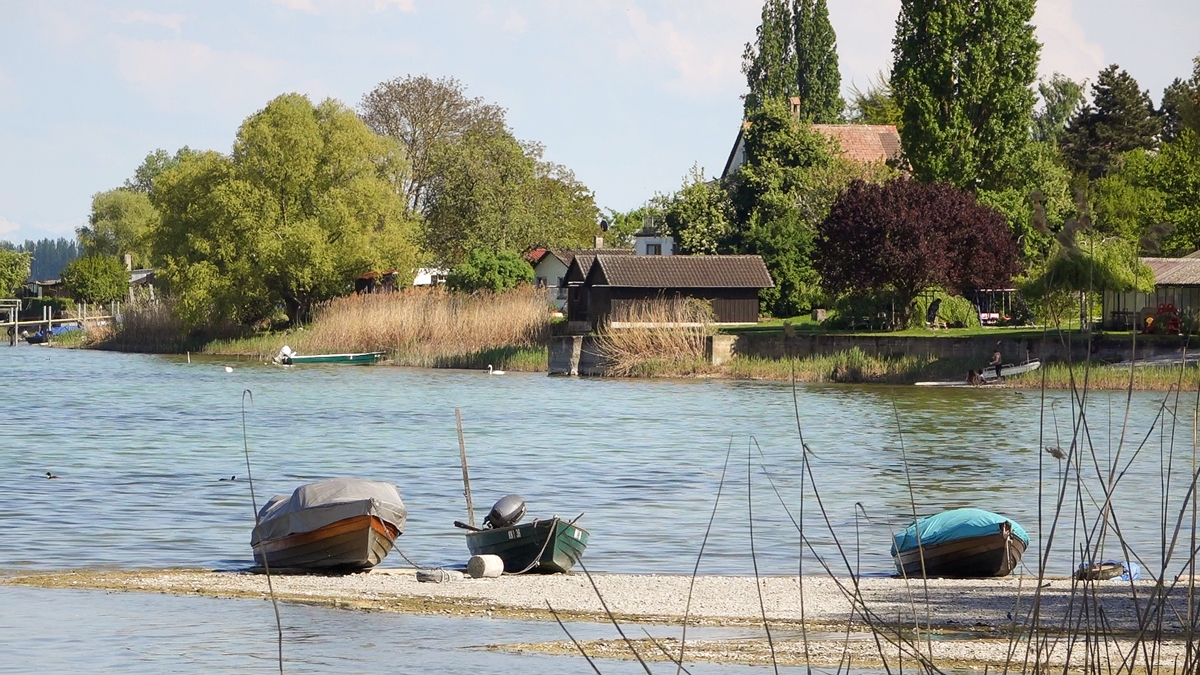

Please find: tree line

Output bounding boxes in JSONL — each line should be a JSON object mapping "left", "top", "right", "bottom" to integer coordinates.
{"left": 623, "top": 0, "right": 1199, "bottom": 327}
{"left": 39, "top": 76, "right": 602, "bottom": 328}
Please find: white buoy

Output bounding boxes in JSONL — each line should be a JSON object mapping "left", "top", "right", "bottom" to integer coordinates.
{"left": 467, "top": 554, "right": 505, "bottom": 578}
{"left": 224, "top": 366, "right": 233, "bottom": 373}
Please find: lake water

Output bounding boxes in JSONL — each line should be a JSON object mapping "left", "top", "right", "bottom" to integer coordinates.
{"left": 3, "top": 346, "right": 1198, "bottom": 671}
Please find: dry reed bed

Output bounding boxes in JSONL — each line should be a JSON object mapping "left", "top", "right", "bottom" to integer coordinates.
{"left": 592, "top": 298, "right": 716, "bottom": 377}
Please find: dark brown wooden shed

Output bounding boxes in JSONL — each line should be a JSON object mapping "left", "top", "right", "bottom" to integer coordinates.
{"left": 565, "top": 254, "right": 773, "bottom": 329}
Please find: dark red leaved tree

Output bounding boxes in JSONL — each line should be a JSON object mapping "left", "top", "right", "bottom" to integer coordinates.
{"left": 815, "top": 179, "right": 1020, "bottom": 328}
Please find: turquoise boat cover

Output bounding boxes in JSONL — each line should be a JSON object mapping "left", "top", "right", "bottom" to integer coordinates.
{"left": 891, "top": 508, "right": 1029, "bottom": 556}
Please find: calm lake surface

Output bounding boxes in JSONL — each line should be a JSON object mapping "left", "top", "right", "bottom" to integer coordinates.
{"left": 3, "top": 346, "right": 1198, "bottom": 671}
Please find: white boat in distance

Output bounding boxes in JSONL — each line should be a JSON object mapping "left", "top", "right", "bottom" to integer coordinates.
{"left": 915, "top": 359, "right": 1041, "bottom": 387}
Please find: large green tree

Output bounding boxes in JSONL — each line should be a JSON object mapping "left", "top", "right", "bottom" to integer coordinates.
{"left": 124, "top": 147, "right": 198, "bottom": 195}
{"left": 152, "top": 93, "right": 422, "bottom": 328}
{"left": 1032, "top": 73, "right": 1086, "bottom": 144}
{"left": 742, "top": 0, "right": 796, "bottom": 114}
{"left": 0, "top": 248, "right": 32, "bottom": 297}
{"left": 730, "top": 100, "right": 897, "bottom": 316}
{"left": 359, "top": 75, "right": 506, "bottom": 214}
{"left": 1161, "top": 56, "right": 1200, "bottom": 143}
{"left": 892, "top": 0, "right": 1041, "bottom": 191}
{"left": 1093, "top": 130, "right": 1200, "bottom": 255}
{"left": 445, "top": 250, "right": 534, "bottom": 293}
{"left": 78, "top": 189, "right": 158, "bottom": 268}
{"left": 421, "top": 129, "right": 599, "bottom": 264}
{"left": 661, "top": 165, "right": 735, "bottom": 255}
{"left": 1060, "top": 65, "right": 1161, "bottom": 181}
{"left": 792, "top": 0, "right": 843, "bottom": 123}
{"left": 61, "top": 254, "right": 128, "bottom": 303}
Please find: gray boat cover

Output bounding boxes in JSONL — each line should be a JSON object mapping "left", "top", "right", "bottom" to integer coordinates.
{"left": 250, "top": 478, "right": 407, "bottom": 546}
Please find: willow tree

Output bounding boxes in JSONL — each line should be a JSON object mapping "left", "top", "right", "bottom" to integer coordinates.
{"left": 153, "top": 93, "right": 422, "bottom": 328}
{"left": 892, "top": 0, "right": 1040, "bottom": 191}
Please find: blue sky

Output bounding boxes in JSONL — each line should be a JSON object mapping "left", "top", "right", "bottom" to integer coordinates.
{"left": 1, "top": 0, "right": 1197, "bottom": 243}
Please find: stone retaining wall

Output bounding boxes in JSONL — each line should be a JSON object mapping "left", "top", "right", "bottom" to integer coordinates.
{"left": 548, "top": 332, "right": 1181, "bottom": 376}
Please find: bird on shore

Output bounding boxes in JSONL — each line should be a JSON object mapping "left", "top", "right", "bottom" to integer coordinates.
{"left": 219, "top": 475, "right": 236, "bottom": 482}
{"left": 487, "top": 364, "right": 505, "bottom": 375}
{"left": 45, "top": 472, "right": 60, "bottom": 479}
{"left": 1045, "top": 446, "right": 1067, "bottom": 460}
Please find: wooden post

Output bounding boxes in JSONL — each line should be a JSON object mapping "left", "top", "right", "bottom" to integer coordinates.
{"left": 455, "top": 408, "right": 476, "bottom": 529}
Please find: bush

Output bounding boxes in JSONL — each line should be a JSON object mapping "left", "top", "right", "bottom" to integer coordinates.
{"left": 911, "top": 290, "right": 980, "bottom": 329}
{"left": 446, "top": 250, "right": 534, "bottom": 293}
{"left": 61, "top": 254, "right": 128, "bottom": 303}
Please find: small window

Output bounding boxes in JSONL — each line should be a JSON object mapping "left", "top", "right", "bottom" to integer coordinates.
{"left": 646, "top": 243, "right": 662, "bottom": 255}
{"left": 556, "top": 276, "right": 565, "bottom": 287}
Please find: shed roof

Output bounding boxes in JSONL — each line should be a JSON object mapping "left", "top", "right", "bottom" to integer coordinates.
{"left": 587, "top": 255, "right": 773, "bottom": 289}
{"left": 1144, "top": 257, "right": 1200, "bottom": 286}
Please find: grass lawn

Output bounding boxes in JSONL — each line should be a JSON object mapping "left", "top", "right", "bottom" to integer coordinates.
{"left": 720, "top": 315, "right": 1078, "bottom": 339}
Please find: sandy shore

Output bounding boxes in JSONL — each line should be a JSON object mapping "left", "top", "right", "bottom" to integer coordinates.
{"left": 6, "top": 568, "right": 1196, "bottom": 669}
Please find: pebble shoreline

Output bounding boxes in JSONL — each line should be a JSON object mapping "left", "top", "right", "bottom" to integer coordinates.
{"left": 5, "top": 569, "right": 1193, "bottom": 669}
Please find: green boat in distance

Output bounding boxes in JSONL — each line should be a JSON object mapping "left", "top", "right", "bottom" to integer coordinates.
{"left": 278, "top": 351, "right": 386, "bottom": 365}
{"left": 465, "top": 517, "right": 589, "bottom": 573}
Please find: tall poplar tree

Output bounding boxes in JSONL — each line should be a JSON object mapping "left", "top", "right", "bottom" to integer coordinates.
{"left": 792, "top": 0, "right": 844, "bottom": 123}
{"left": 742, "top": 0, "right": 795, "bottom": 114}
{"left": 1060, "top": 65, "right": 1162, "bottom": 180}
{"left": 892, "top": 0, "right": 1040, "bottom": 191}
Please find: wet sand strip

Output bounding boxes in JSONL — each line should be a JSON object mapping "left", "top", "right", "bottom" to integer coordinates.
{"left": 5, "top": 569, "right": 1192, "bottom": 669}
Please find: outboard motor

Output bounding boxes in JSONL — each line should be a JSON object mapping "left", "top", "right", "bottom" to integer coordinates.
{"left": 484, "top": 494, "right": 526, "bottom": 529}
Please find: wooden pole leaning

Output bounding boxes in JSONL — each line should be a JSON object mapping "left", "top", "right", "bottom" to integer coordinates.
{"left": 455, "top": 407, "right": 476, "bottom": 529}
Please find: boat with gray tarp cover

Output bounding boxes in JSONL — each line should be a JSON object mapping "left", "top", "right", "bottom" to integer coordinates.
{"left": 250, "top": 478, "right": 407, "bottom": 572}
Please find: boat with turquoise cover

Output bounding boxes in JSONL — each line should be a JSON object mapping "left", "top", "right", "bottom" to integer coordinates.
{"left": 891, "top": 508, "right": 1028, "bottom": 578}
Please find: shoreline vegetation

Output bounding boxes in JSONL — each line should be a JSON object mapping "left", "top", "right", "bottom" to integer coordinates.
{"left": 70, "top": 288, "right": 1199, "bottom": 390}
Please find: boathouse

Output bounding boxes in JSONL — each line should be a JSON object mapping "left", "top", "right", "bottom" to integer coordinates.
{"left": 1102, "top": 257, "right": 1200, "bottom": 330}
{"left": 564, "top": 254, "right": 773, "bottom": 330}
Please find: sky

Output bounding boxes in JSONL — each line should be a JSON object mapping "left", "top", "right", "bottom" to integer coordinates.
{"left": 1, "top": 0, "right": 1197, "bottom": 243}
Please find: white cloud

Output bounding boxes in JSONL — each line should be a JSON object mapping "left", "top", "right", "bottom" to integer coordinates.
{"left": 120, "top": 11, "right": 188, "bottom": 33}
{"left": 0, "top": 216, "right": 18, "bottom": 236}
{"left": 269, "top": 0, "right": 416, "bottom": 15}
{"left": 1033, "top": 0, "right": 1105, "bottom": 85}
{"left": 113, "top": 38, "right": 290, "bottom": 113}
{"left": 501, "top": 9, "right": 529, "bottom": 34}
{"left": 617, "top": 4, "right": 748, "bottom": 99}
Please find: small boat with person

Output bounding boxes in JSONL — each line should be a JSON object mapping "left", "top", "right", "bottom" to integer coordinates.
{"left": 891, "top": 507, "right": 1028, "bottom": 578}
{"left": 273, "top": 345, "right": 385, "bottom": 365}
{"left": 250, "top": 478, "right": 407, "bottom": 572}
{"left": 914, "top": 358, "right": 1041, "bottom": 387}
{"left": 455, "top": 494, "right": 590, "bottom": 574}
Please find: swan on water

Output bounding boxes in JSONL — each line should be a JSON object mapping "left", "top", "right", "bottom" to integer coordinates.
{"left": 488, "top": 364, "right": 505, "bottom": 375}
{"left": 224, "top": 366, "right": 234, "bottom": 373}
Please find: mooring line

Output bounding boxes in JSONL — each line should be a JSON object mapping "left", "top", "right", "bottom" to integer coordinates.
{"left": 242, "top": 390, "right": 283, "bottom": 675}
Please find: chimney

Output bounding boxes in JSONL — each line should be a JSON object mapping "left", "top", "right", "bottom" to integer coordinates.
{"left": 595, "top": 235, "right": 604, "bottom": 249}
{"left": 789, "top": 96, "right": 802, "bottom": 118}
{"left": 124, "top": 253, "right": 133, "bottom": 271}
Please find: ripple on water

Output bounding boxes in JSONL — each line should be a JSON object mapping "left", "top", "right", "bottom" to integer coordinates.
{"left": 0, "top": 348, "right": 1196, "bottom": 577}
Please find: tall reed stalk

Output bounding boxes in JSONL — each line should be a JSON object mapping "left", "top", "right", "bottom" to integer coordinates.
{"left": 592, "top": 298, "right": 716, "bottom": 377}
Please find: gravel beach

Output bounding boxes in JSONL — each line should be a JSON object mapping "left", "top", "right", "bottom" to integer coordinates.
{"left": 6, "top": 569, "right": 1195, "bottom": 669}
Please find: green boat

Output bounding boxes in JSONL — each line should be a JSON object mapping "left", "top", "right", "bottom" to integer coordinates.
{"left": 465, "top": 517, "right": 590, "bottom": 574}
{"left": 279, "top": 351, "right": 386, "bottom": 365}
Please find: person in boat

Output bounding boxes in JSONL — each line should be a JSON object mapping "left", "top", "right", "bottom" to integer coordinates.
{"left": 989, "top": 345, "right": 1003, "bottom": 379}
